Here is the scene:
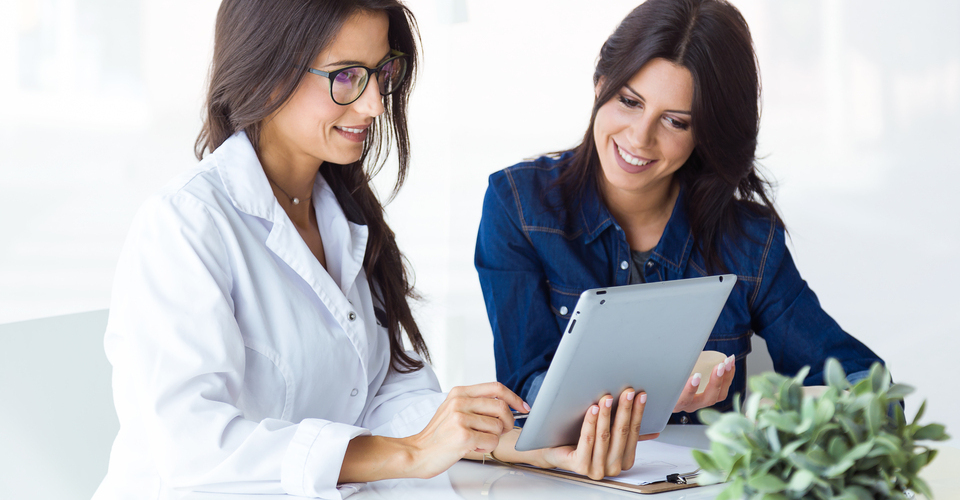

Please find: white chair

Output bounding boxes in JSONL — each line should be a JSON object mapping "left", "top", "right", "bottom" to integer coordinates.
{"left": 0, "top": 310, "right": 117, "bottom": 500}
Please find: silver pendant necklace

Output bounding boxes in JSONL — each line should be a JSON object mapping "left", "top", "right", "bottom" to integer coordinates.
{"left": 266, "top": 176, "right": 310, "bottom": 206}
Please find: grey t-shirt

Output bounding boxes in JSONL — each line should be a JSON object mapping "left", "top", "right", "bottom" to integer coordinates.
{"left": 628, "top": 249, "right": 653, "bottom": 284}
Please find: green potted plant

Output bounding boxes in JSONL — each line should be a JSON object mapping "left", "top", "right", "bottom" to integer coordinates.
{"left": 694, "top": 359, "right": 948, "bottom": 499}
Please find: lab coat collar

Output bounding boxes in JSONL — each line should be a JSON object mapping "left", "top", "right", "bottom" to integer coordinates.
{"left": 212, "top": 131, "right": 369, "bottom": 298}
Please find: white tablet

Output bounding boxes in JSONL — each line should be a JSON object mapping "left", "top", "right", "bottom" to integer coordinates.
{"left": 514, "top": 274, "right": 736, "bottom": 451}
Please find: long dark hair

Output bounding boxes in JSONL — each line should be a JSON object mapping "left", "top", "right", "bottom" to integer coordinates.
{"left": 557, "top": 0, "right": 782, "bottom": 272}
{"left": 196, "top": 0, "right": 428, "bottom": 372}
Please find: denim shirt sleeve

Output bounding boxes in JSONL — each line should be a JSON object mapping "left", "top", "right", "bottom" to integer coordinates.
{"left": 475, "top": 173, "right": 557, "bottom": 400}
{"left": 749, "top": 225, "right": 884, "bottom": 386}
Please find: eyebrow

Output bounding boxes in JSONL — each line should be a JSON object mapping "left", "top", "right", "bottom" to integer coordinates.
{"left": 320, "top": 51, "right": 393, "bottom": 69}
{"left": 624, "top": 84, "right": 692, "bottom": 115}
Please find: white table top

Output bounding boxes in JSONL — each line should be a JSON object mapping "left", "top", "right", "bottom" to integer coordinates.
{"left": 173, "top": 423, "right": 960, "bottom": 500}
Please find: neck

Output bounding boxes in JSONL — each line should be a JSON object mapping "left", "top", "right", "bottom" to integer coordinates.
{"left": 600, "top": 175, "right": 679, "bottom": 252}
{"left": 257, "top": 138, "right": 321, "bottom": 228}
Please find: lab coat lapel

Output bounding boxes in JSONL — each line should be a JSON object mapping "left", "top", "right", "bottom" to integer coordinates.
{"left": 213, "top": 132, "right": 371, "bottom": 369}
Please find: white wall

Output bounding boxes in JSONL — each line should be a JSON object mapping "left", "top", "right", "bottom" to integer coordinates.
{"left": 1, "top": 0, "right": 957, "bottom": 459}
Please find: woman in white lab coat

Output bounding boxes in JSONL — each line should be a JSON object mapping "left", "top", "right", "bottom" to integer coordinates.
{"left": 94, "top": 1, "right": 656, "bottom": 498}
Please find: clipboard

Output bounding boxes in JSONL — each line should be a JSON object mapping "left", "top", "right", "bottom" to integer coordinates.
{"left": 481, "top": 455, "right": 701, "bottom": 494}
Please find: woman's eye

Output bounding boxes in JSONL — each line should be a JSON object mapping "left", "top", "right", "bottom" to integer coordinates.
{"left": 665, "top": 116, "right": 690, "bottom": 131}
{"left": 618, "top": 95, "right": 641, "bottom": 108}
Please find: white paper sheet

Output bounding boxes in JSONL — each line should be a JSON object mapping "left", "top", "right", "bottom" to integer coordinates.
{"left": 558, "top": 440, "right": 702, "bottom": 485}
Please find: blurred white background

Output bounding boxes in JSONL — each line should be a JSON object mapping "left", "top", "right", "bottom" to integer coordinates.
{"left": 0, "top": 0, "right": 958, "bottom": 494}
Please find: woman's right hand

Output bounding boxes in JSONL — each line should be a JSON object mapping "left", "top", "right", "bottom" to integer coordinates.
{"left": 402, "top": 382, "right": 529, "bottom": 479}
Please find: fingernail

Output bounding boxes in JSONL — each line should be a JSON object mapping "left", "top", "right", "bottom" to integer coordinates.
{"left": 691, "top": 373, "right": 702, "bottom": 387}
{"left": 605, "top": 397, "right": 613, "bottom": 408}
{"left": 639, "top": 393, "right": 647, "bottom": 404}
{"left": 725, "top": 355, "right": 735, "bottom": 372}
{"left": 523, "top": 402, "right": 531, "bottom": 412}
{"left": 717, "top": 363, "right": 724, "bottom": 377}
{"left": 626, "top": 391, "right": 635, "bottom": 401}
{"left": 592, "top": 405, "right": 599, "bottom": 415}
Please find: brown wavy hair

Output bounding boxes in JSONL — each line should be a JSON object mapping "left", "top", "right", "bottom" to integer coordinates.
{"left": 196, "top": 0, "right": 428, "bottom": 372}
{"left": 556, "top": 0, "right": 782, "bottom": 272}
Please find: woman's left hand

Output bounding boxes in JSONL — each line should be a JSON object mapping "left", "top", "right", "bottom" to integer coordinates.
{"left": 672, "top": 354, "right": 736, "bottom": 413}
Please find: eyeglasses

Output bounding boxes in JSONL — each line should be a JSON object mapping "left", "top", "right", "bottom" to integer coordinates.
{"left": 306, "top": 51, "right": 409, "bottom": 106}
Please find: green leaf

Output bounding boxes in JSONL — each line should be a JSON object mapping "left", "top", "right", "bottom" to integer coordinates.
{"left": 843, "top": 485, "right": 875, "bottom": 500}
{"left": 766, "top": 426, "right": 781, "bottom": 454}
{"left": 746, "top": 392, "right": 762, "bottom": 421}
{"left": 780, "top": 438, "right": 807, "bottom": 457}
{"left": 913, "top": 423, "right": 948, "bottom": 441}
{"left": 884, "top": 383, "right": 913, "bottom": 400}
{"left": 868, "top": 362, "right": 890, "bottom": 393}
{"left": 838, "top": 415, "right": 864, "bottom": 444}
{"left": 822, "top": 457, "right": 855, "bottom": 478}
{"left": 760, "top": 412, "right": 801, "bottom": 433}
{"left": 815, "top": 397, "right": 836, "bottom": 427}
{"left": 864, "top": 397, "right": 884, "bottom": 436}
{"left": 696, "top": 469, "right": 726, "bottom": 486}
{"left": 699, "top": 407, "right": 722, "bottom": 425}
{"left": 827, "top": 436, "right": 850, "bottom": 459}
{"left": 824, "top": 358, "right": 850, "bottom": 390}
{"left": 716, "top": 478, "right": 746, "bottom": 500}
{"left": 750, "top": 374, "right": 781, "bottom": 399}
{"left": 910, "top": 476, "right": 934, "bottom": 498}
{"left": 692, "top": 449, "right": 719, "bottom": 472}
{"left": 747, "top": 473, "right": 788, "bottom": 493}
{"left": 912, "top": 400, "right": 927, "bottom": 425}
{"left": 786, "top": 469, "right": 816, "bottom": 491}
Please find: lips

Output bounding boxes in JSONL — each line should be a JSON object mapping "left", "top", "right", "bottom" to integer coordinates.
{"left": 335, "top": 125, "right": 369, "bottom": 143}
{"left": 614, "top": 142, "right": 656, "bottom": 174}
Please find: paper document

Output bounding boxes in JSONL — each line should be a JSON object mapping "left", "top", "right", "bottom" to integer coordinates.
{"left": 560, "top": 440, "right": 702, "bottom": 486}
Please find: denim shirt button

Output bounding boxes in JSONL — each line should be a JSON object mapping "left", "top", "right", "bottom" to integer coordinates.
{"left": 680, "top": 415, "right": 690, "bottom": 424}
{"left": 646, "top": 260, "right": 655, "bottom": 268}
{"left": 620, "top": 260, "right": 629, "bottom": 270}
{"left": 559, "top": 306, "right": 568, "bottom": 315}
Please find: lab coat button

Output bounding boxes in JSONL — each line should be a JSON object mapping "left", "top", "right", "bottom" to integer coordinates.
{"left": 350, "top": 388, "right": 359, "bottom": 397}
{"left": 559, "top": 306, "right": 568, "bottom": 315}
{"left": 348, "top": 312, "right": 357, "bottom": 321}
{"left": 620, "top": 260, "right": 629, "bottom": 270}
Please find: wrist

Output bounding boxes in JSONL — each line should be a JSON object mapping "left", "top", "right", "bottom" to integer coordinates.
{"left": 341, "top": 435, "right": 419, "bottom": 482}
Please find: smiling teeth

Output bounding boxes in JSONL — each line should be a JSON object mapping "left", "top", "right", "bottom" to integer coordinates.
{"left": 618, "top": 145, "right": 651, "bottom": 166}
{"left": 339, "top": 126, "right": 364, "bottom": 134}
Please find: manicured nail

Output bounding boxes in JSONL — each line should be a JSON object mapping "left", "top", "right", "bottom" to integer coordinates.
{"left": 592, "top": 405, "right": 600, "bottom": 415}
{"left": 691, "top": 373, "right": 702, "bottom": 387}
{"left": 725, "top": 355, "right": 735, "bottom": 372}
{"left": 523, "top": 402, "right": 531, "bottom": 412}
{"left": 639, "top": 393, "right": 647, "bottom": 404}
{"left": 626, "top": 391, "right": 635, "bottom": 401}
{"left": 717, "top": 363, "right": 724, "bottom": 377}
{"left": 605, "top": 397, "right": 613, "bottom": 408}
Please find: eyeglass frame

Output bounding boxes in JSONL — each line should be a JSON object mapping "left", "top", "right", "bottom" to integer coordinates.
{"left": 305, "top": 50, "right": 409, "bottom": 106}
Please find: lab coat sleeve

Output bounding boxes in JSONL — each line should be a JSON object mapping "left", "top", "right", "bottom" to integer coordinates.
{"left": 360, "top": 352, "right": 446, "bottom": 438}
{"left": 105, "top": 192, "right": 365, "bottom": 499}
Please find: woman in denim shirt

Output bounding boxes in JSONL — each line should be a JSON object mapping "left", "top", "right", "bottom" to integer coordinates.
{"left": 475, "top": 0, "right": 884, "bottom": 425}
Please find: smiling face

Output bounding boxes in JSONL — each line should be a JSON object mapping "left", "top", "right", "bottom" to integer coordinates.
{"left": 593, "top": 58, "right": 696, "bottom": 201}
{"left": 259, "top": 10, "right": 391, "bottom": 169}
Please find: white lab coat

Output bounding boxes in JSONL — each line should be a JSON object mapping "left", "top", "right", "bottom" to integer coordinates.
{"left": 93, "top": 132, "right": 446, "bottom": 500}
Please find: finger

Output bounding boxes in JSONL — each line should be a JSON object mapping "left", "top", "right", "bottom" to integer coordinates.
{"left": 590, "top": 396, "right": 614, "bottom": 480}
{"left": 573, "top": 404, "right": 600, "bottom": 472}
{"left": 638, "top": 432, "right": 660, "bottom": 442}
{"left": 699, "top": 362, "right": 725, "bottom": 409}
{"left": 606, "top": 389, "right": 635, "bottom": 474}
{"left": 447, "top": 395, "right": 517, "bottom": 434}
{"left": 453, "top": 382, "right": 531, "bottom": 414}
{"left": 718, "top": 355, "right": 736, "bottom": 401}
{"left": 622, "top": 391, "right": 647, "bottom": 470}
{"left": 673, "top": 373, "right": 702, "bottom": 413}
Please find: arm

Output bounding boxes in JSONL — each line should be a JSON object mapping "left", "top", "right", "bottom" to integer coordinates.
{"left": 749, "top": 225, "right": 884, "bottom": 385}
{"left": 475, "top": 174, "right": 559, "bottom": 399}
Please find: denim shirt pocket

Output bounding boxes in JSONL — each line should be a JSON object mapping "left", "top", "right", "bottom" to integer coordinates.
{"left": 546, "top": 281, "right": 583, "bottom": 332}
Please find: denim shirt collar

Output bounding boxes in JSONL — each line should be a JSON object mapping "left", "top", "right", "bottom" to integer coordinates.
{"left": 578, "top": 180, "right": 695, "bottom": 276}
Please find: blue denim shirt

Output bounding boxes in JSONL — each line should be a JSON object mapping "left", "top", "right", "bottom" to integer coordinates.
{"left": 475, "top": 153, "right": 884, "bottom": 423}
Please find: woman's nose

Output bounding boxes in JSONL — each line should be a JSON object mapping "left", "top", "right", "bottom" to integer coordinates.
{"left": 628, "top": 115, "right": 658, "bottom": 149}
{"left": 352, "top": 77, "right": 386, "bottom": 118}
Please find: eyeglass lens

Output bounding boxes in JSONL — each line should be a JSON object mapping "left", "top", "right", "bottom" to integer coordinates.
{"left": 330, "top": 57, "right": 407, "bottom": 105}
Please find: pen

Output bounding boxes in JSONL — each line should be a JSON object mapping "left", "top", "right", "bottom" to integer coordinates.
{"left": 511, "top": 410, "right": 530, "bottom": 420}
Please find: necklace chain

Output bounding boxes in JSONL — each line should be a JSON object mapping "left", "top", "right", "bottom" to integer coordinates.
{"left": 265, "top": 175, "right": 311, "bottom": 206}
